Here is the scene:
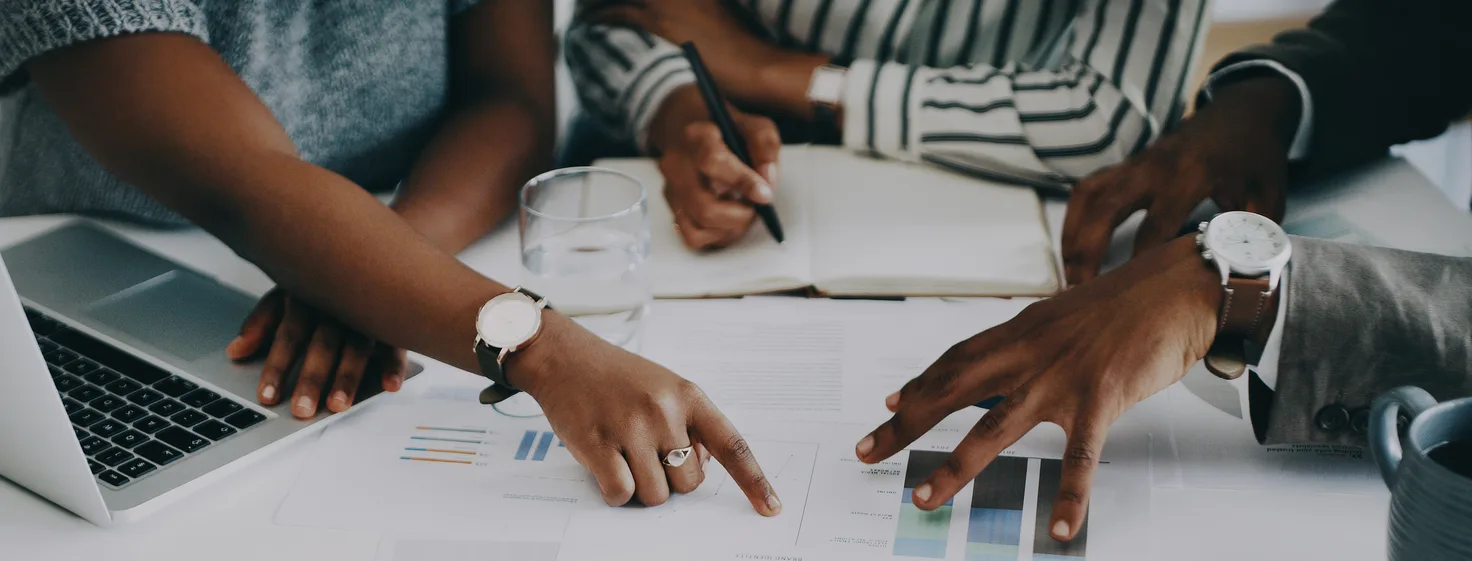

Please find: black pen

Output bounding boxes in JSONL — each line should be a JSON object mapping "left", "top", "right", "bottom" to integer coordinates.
{"left": 679, "top": 42, "right": 785, "bottom": 244}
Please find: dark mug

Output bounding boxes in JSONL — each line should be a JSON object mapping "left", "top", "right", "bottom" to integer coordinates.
{"left": 1370, "top": 386, "right": 1472, "bottom": 561}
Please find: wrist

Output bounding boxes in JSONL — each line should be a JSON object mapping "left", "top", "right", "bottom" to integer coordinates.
{"left": 754, "top": 52, "right": 831, "bottom": 120}
{"left": 500, "top": 310, "right": 575, "bottom": 397}
{"left": 1160, "top": 236, "right": 1227, "bottom": 354}
{"left": 647, "top": 84, "right": 708, "bottom": 155}
{"left": 1193, "top": 76, "right": 1301, "bottom": 160}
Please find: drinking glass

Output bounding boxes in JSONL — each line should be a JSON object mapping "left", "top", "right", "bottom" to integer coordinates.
{"left": 520, "top": 167, "right": 651, "bottom": 351}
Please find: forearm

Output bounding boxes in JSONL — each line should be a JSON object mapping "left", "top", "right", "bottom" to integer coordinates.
{"left": 392, "top": 96, "right": 555, "bottom": 252}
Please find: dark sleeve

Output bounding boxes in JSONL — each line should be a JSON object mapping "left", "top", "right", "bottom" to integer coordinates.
{"left": 1213, "top": 0, "right": 1472, "bottom": 177}
{"left": 1260, "top": 237, "right": 1472, "bottom": 446}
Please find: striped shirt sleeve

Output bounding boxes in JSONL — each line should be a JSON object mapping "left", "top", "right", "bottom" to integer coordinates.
{"left": 845, "top": 0, "right": 1210, "bottom": 191}
{"left": 564, "top": 20, "right": 694, "bottom": 152}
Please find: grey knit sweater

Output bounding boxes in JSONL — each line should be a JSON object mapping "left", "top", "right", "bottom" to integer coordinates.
{"left": 0, "top": 0, "right": 482, "bottom": 225}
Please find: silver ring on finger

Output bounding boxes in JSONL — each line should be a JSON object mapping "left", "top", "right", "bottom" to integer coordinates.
{"left": 662, "top": 445, "right": 696, "bottom": 467}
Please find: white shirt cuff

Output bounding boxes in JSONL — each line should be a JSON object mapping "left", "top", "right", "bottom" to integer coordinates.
{"left": 1202, "top": 60, "right": 1314, "bottom": 162}
{"left": 1251, "top": 265, "right": 1291, "bottom": 390}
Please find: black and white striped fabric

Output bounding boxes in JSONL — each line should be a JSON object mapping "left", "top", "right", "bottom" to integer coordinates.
{"left": 566, "top": 0, "right": 1212, "bottom": 190}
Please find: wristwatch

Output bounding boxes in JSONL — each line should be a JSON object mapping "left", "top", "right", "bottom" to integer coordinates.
{"left": 1195, "top": 211, "right": 1292, "bottom": 380}
{"left": 473, "top": 287, "right": 551, "bottom": 404}
{"left": 806, "top": 63, "right": 848, "bottom": 145}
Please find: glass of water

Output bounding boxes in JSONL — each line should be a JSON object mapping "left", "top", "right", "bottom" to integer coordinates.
{"left": 520, "top": 167, "right": 651, "bottom": 352}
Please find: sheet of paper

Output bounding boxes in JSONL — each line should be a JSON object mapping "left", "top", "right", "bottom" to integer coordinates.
{"left": 275, "top": 370, "right": 600, "bottom": 540}
{"left": 555, "top": 414, "right": 1155, "bottom": 561}
{"left": 639, "top": 297, "right": 1037, "bottom": 424}
{"left": 594, "top": 148, "right": 815, "bottom": 298}
{"left": 802, "top": 147, "right": 1059, "bottom": 297}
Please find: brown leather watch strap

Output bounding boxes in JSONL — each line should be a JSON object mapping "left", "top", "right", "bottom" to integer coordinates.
{"left": 1218, "top": 277, "right": 1277, "bottom": 345}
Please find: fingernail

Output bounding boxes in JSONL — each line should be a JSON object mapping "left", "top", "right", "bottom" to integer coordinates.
{"left": 1052, "top": 520, "right": 1070, "bottom": 540}
{"left": 765, "top": 493, "right": 783, "bottom": 515}
{"left": 856, "top": 435, "right": 874, "bottom": 458}
{"left": 260, "top": 385, "right": 276, "bottom": 402}
{"left": 389, "top": 375, "right": 404, "bottom": 391}
{"left": 226, "top": 336, "right": 246, "bottom": 358}
{"left": 885, "top": 391, "right": 900, "bottom": 409}
{"left": 755, "top": 181, "right": 774, "bottom": 202}
{"left": 293, "top": 396, "right": 314, "bottom": 417}
{"left": 330, "top": 391, "right": 348, "bottom": 411}
{"left": 761, "top": 163, "right": 779, "bottom": 185}
{"left": 913, "top": 483, "right": 932, "bottom": 503}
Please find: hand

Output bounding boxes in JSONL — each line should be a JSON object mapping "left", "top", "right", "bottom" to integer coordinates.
{"left": 227, "top": 289, "right": 407, "bottom": 419}
{"left": 1061, "top": 77, "right": 1302, "bottom": 286}
{"left": 508, "top": 312, "right": 782, "bottom": 515}
{"left": 649, "top": 85, "right": 781, "bottom": 250}
{"left": 855, "top": 236, "right": 1222, "bottom": 541}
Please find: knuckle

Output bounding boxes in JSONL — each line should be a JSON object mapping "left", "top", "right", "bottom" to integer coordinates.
{"left": 976, "top": 410, "right": 1007, "bottom": 436}
{"left": 724, "top": 434, "right": 755, "bottom": 463}
{"left": 1058, "top": 489, "right": 1088, "bottom": 506}
{"left": 604, "top": 482, "right": 635, "bottom": 504}
{"left": 1064, "top": 443, "right": 1099, "bottom": 469}
{"left": 938, "top": 454, "right": 968, "bottom": 480}
{"left": 640, "top": 489, "right": 670, "bottom": 507}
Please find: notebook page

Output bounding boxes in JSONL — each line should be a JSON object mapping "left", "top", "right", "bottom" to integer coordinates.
{"left": 593, "top": 148, "right": 813, "bottom": 298}
{"left": 803, "top": 148, "right": 1059, "bottom": 296}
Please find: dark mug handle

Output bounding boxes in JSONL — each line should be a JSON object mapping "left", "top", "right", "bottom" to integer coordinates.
{"left": 1370, "top": 386, "right": 1438, "bottom": 488}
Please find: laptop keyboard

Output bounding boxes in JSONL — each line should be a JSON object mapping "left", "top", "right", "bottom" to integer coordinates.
{"left": 25, "top": 307, "right": 267, "bottom": 490}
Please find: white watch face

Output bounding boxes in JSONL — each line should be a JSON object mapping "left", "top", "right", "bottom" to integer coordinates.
{"left": 476, "top": 292, "right": 542, "bottom": 349}
{"left": 1206, "top": 211, "right": 1291, "bottom": 269}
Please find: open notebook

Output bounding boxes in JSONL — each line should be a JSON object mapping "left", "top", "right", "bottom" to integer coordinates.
{"left": 595, "top": 146, "right": 1058, "bottom": 298}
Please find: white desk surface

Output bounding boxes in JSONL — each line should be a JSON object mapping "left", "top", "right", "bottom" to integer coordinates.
{"left": 6, "top": 157, "right": 1457, "bottom": 560}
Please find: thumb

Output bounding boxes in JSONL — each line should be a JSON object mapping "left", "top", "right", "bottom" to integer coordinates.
{"left": 229, "top": 290, "right": 286, "bottom": 360}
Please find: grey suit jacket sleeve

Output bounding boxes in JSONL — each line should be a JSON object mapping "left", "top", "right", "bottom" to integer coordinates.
{"left": 1262, "top": 237, "right": 1472, "bottom": 445}
{"left": 1212, "top": 0, "right": 1472, "bottom": 179}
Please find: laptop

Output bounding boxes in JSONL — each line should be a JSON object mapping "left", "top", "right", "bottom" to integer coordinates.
{"left": 0, "top": 222, "right": 420, "bottom": 526}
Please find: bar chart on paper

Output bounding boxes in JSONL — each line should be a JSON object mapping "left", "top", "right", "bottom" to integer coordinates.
{"left": 397, "top": 425, "right": 568, "bottom": 467}
{"left": 804, "top": 448, "right": 1089, "bottom": 561}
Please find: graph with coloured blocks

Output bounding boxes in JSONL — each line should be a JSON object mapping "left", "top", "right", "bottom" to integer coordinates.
{"left": 892, "top": 451, "right": 1088, "bottom": 561}
{"left": 397, "top": 426, "right": 567, "bottom": 466}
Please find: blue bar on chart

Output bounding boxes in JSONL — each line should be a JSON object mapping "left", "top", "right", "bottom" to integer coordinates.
{"left": 531, "top": 431, "right": 555, "bottom": 461}
{"left": 514, "top": 430, "right": 537, "bottom": 461}
{"left": 894, "top": 450, "right": 954, "bottom": 558}
{"left": 1032, "top": 459, "right": 1088, "bottom": 560}
{"left": 965, "top": 455, "right": 1028, "bottom": 561}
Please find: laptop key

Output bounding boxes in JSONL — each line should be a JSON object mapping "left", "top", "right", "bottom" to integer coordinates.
{"left": 181, "top": 389, "right": 221, "bottom": 409}
{"left": 89, "top": 395, "right": 126, "bottom": 413}
{"left": 156, "top": 427, "right": 211, "bottom": 453}
{"left": 83, "top": 369, "right": 121, "bottom": 386}
{"left": 224, "top": 409, "right": 266, "bottom": 430}
{"left": 111, "top": 404, "right": 147, "bottom": 423}
{"left": 89, "top": 419, "right": 126, "bottom": 438}
{"left": 53, "top": 374, "right": 83, "bottom": 393}
{"left": 79, "top": 436, "right": 110, "bottom": 455}
{"left": 73, "top": 426, "right": 88, "bottom": 441}
{"left": 97, "top": 470, "right": 129, "bottom": 488}
{"left": 202, "top": 399, "right": 243, "bottom": 418}
{"left": 68, "top": 385, "right": 105, "bottom": 403}
{"left": 87, "top": 460, "right": 104, "bottom": 475}
{"left": 69, "top": 409, "right": 105, "bottom": 427}
{"left": 153, "top": 376, "right": 198, "bottom": 398}
{"left": 46, "top": 326, "right": 170, "bottom": 385}
{"left": 111, "top": 430, "right": 147, "bottom": 449}
{"left": 48, "top": 364, "right": 66, "bottom": 378}
{"left": 96, "top": 447, "right": 133, "bottom": 467}
{"left": 38, "top": 338, "right": 60, "bottom": 354}
{"left": 62, "top": 398, "right": 84, "bottom": 415}
{"left": 103, "top": 378, "right": 142, "bottom": 396}
{"left": 148, "top": 399, "right": 185, "bottom": 417}
{"left": 117, "top": 458, "right": 156, "bottom": 479}
{"left": 133, "top": 416, "right": 170, "bottom": 434}
{"left": 171, "top": 409, "right": 208, "bottom": 427}
{"left": 127, "top": 388, "right": 165, "bottom": 407}
{"left": 66, "top": 359, "right": 103, "bottom": 377}
{"left": 135, "top": 441, "right": 184, "bottom": 466}
{"left": 42, "top": 348, "right": 79, "bottom": 366}
{"left": 193, "top": 420, "right": 237, "bottom": 441}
